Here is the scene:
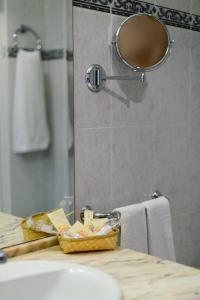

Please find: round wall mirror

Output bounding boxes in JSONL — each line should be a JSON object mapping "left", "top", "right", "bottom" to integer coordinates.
{"left": 115, "top": 14, "right": 172, "bottom": 71}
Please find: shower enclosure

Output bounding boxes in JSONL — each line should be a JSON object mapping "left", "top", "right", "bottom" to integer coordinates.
{"left": 0, "top": 0, "right": 74, "bottom": 217}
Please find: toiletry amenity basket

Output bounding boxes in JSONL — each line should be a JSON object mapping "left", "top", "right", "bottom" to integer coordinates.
{"left": 58, "top": 228, "right": 119, "bottom": 254}
{"left": 21, "top": 212, "right": 53, "bottom": 241}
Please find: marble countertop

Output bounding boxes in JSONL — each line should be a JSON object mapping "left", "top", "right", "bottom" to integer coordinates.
{"left": 12, "top": 246, "right": 200, "bottom": 299}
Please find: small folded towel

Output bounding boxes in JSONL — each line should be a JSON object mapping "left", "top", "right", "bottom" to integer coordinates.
{"left": 143, "top": 196, "right": 176, "bottom": 261}
{"left": 13, "top": 49, "right": 50, "bottom": 153}
{"left": 115, "top": 203, "right": 148, "bottom": 253}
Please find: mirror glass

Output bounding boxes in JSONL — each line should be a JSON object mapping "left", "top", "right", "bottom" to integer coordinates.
{"left": 116, "top": 14, "right": 170, "bottom": 71}
{"left": 0, "top": 0, "right": 74, "bottom": 249}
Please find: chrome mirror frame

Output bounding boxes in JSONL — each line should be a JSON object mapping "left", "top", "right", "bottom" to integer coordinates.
{"left": 114, "top": 13, "right": 174, "bottom": 72}
{"left": 85, "top": 13, "right": 174, "bottom": 92}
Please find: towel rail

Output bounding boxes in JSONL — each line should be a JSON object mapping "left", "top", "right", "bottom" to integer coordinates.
{"left": 151, "top": 190, "right": 163, "bottom": 199}
{"left": 9, "top": 25, "right": 74, "bottom": 61}
{"left": 151, "top": 190, "right": 171, "bottom": 202}
{"left": 80, "top": 206, "right": 121, "bottom": 222}
{"left": 80, "top": 191, "right": 167, "bottom": 221}
{"left": 12, "top": 24, "right": 42, "bottom": 52}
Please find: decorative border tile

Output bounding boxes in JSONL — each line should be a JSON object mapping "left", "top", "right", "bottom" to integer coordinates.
{"left": 8, "top": 48, "right": 73, "bottom": 61}
{"left": 73, "top": 0, "right": 200, "bottom": 32}
{"left": 41, "top": 49, "right": 64, "bottom": 60}
{"left": 8, "top": 47, "right": 64, "bottom": 60}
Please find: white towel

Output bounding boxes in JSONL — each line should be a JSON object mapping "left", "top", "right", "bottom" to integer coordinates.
{"left": 115, "top": 203, "right": 148, "bottom": 253}
{"left": 144, "top": 196, "right": 176, "bottom": 261}
{"left": 13, "top": 49, "right": 50, "bottom": 153}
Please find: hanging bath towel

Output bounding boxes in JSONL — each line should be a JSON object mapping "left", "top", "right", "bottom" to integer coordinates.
{"left": 114, "top": 203, "right": 148, "bottom": 253}
{"left": 13, "top": 49, "right": 50, "bottom": 153}
{"left": 144, "top": 197, "right": 176, "bottom": 261}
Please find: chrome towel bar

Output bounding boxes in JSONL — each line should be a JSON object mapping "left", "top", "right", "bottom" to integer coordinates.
{"left": 151, "top": 190, "right": 163, "bottom": 199}
{"left": 12, "top": 24, "right": 42, "bottom": 52}
{"left": 80, "top": 191, "right": 166, "bottom": 221}
{"left": 80, "top": 205, "right": 121, "bottom": 222}
{"left": 151, "top": 190, "right": 171, "bottom": 202}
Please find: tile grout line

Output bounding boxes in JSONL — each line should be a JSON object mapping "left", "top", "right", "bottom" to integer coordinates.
{"left": 172, "top": 208, "right": 200, "bottom": 218}
{"left": 76, "top": 123, "right": 189, "bottom": 130}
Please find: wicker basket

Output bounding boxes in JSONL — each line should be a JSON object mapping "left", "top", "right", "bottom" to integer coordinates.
{"left": 21, "top": 212, "right": 53, "bottom": 241}
{"left": 58, "top": 228, "right": 119, "bottom": 254}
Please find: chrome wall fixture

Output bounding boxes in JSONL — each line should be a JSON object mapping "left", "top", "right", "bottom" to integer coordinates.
{"left": 80, "top": 205, "right": 121, "bottom": 222}
{"left": 151, "top": 190, "right": 171, "bottom": 202}
{"left": 12, "top": 24, "right": 42, "bottom": 52}
{"left": 86, "top": 13, "right": 173, "bottom": 93}
{"left": 8, "top": 25, "right": 73, "bottom": 61}
{"left": 86, "top": 64, "right": 145, "bottom": 92}
{"left": 114, "top": 13, "right": 173, "bottom": 72}
{"left": 151, "top": 190, "right": 163, "bottom": 199}
{"left": 80, "top": 191, "right": 165, "bottom": 221}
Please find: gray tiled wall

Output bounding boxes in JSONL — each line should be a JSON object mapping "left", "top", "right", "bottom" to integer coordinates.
{"left": 74, "top": 3, "right": 200, "bottom": 267}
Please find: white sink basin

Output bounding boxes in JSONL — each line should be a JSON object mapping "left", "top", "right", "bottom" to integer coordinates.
{"left": 0, "top": 261, "right": 122, "bottom": 300}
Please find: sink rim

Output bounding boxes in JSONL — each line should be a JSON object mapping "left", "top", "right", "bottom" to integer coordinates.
{"left": 0, "top": 260, "right": 122, "bottom": 300}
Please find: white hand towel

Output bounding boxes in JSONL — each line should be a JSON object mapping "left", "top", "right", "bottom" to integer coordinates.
{"left": 115, "top": 203, "right": 148, "bottom": 253}
{"left": 13, "top": 49, "right": 50, "bottom": 153}
{"left": 143, "top": 196, "right": 176, "bottom": 261}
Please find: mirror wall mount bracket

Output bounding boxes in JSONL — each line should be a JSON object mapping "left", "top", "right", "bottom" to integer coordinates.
{"left": 86, "top": 64, "right": 145, "bottom": 92}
